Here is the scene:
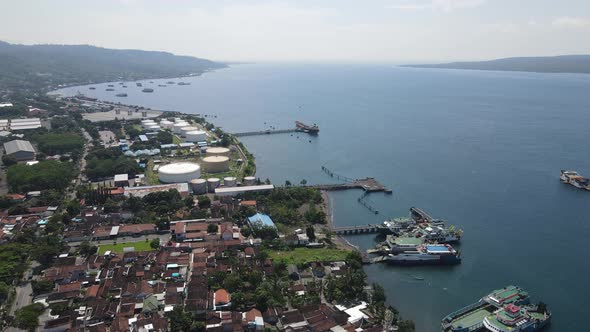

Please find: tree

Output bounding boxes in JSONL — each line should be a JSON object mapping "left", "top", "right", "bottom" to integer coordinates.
{"left": 14, "top": 303, "right": 45, "bottom": 331}
{"left": 1, "top": 154, "right": 17, "bottom": 166}
{"left": 184, "top": 196, "right": 195, "bottom": 209}
{"left": 66, "top": 200, "right": 81, "bottom": 218}
{"left": 300, "top": 179, "right": 307, "bottom": 186}
{"left": 305, "top": 225, "right": 316, "bottom": 241}
{"left": 79, "top": 240, "right": 97, "bottom": 257}
{"left": 285, "top": 180, "right": 292, "bottom": 187}
{"left": 150, "top": 238, "right": 160, "bottom": 249}
{"left": 197, "top": 195, "right": 211, "bottom": 209}
{"left": 207, "top": 223, "right": 218, "bottom": 233}
{"left": 165, "top": 306, "right": 192, "bottom": 332}
{"left": 31, "top": 280, "right": 54, "bottom": 295}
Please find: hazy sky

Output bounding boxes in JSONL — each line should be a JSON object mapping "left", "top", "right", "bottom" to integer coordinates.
{"left": 1, "top": 0, "right": 590, "bottom": 63}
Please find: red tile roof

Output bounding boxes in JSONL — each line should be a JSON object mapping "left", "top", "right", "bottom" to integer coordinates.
{"left": 215, "top": 289, "right": 231, "bottom": 305}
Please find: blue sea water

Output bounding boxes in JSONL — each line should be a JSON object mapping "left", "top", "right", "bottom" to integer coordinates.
{"left": 57, "top": 64, "right": 590, "bottom": 332}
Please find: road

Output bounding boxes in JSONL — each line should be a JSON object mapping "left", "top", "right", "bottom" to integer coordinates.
{"left": 68, "top": 128, "right": 92, "bottom": 199}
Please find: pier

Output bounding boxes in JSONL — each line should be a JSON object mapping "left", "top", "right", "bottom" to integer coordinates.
{"left": 232, "top": 129, "right": 299, "bottom": 137}
{"left": 331, "top": 224, "right": 384, "bottom": 235}
{"left": 410, "top": 206, "right": 433, "bottom": 223}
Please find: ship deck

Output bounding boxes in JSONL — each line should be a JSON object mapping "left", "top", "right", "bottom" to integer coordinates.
{"left": 450, "top": 306, "right": 494, "bottom": 330}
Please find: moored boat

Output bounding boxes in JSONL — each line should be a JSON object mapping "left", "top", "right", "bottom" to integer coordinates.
{"left": 115, "top": 93, "right": 128, "bottom": 97}
{"left": 142, "top": 88, "right": 154, "bottom": 93}
{"left": 385, "top": 244, "right": 461, "bottom": 265}
{"left": 442, "top": 285, "right": 532, "bottom": 332}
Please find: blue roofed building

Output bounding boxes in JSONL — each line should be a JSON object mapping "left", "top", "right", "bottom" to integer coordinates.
{"left": 248, "top": 213, "right": 276, "bottom": 229}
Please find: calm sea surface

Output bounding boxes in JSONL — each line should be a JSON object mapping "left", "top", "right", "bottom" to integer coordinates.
{"left": 57, "top": 64, "right": 590, "bottom": 331}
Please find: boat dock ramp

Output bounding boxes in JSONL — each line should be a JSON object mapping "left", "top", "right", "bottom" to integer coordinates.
{"left": 331, "top": 224, "right": 385, "bottom": 235}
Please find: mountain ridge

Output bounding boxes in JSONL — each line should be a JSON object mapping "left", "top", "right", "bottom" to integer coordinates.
{"left": 403, "top": 55, "right": 590, "bottom": 74}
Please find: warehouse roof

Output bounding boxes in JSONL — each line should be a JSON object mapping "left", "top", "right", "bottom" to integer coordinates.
{"left": 3, "top": 139, "right": 35, "bottom": 155}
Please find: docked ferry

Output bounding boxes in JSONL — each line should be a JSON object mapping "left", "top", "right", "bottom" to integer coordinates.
{"left": 442, "top": 285, "right": 531, "bottom": 332}
{"left": 483, "top": 303, "right": 551, "bottom": 332}
{"left": 385, "top": 244, "right": 460, "bottom": 265}
{"left": 560, "top": 170, "right": 590, "bottom": 190}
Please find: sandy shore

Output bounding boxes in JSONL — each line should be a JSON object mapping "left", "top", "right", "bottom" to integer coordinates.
{"left": 320, "top": 190, "right": 360, "bottom": 252}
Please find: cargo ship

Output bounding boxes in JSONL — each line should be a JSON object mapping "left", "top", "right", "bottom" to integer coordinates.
{"left": 295, "top": 121, "right": 319, "bottom": 134}
{"left": 385, "top": 244, "right": 460, "bottom": 265}
{"left": 142, "top": 88, "right": 154, "bottom": 93}
{"left": 560, "top": 170, "right": 590, "bottom": 190}
{"left": 442, "top": 285, "right": 535, "bottom": 332}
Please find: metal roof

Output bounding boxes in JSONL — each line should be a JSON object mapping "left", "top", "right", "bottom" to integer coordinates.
{"left": 3, "top": 139, "right": 35, "bottom": 154}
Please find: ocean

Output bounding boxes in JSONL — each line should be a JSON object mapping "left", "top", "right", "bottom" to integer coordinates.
{"left": 56, "top": 64, "right": 590, "bottom": 331}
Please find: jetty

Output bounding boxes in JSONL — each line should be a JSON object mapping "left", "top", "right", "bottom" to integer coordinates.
{"left": 232, "top": 129, "right": 298, "bottom": 137}
{"left": 410, "top": 207, "right": 433, "bottom": 223}
{"left": 331, "top": 224, "right": 384, "bottom": 235}
{"left": 311, "top": 178, "right": 392, "bottom": 193}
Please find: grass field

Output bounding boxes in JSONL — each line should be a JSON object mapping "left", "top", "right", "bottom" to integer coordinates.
{"left": 266, "top": 247, "right": 350, "bottom": 265}
{"left": 98, "top": 241, "right": 155, "bottom": 254}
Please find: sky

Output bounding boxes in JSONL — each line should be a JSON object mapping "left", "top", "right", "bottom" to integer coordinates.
{"left": 1, "top": 0, "right": 590, "bottom": 63}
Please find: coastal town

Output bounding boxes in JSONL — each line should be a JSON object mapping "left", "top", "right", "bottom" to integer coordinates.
{"left": 0, "top": 89, "right": 416, "bottom": 332}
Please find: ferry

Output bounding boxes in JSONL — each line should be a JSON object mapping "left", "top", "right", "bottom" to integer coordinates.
{"left": 381, "top": 208, "right": 463, "bottom": 243}
{"left": 441, "top": 285, "right": 531, "bottom": 332}
{"left": 560, "top": 170, "right": 590, "bottom": 190}
{"left": 385, "top": 244, "right": 460, "bottom": 265}
{"left": 295, "top": 121, "right": 319, "bottom": 134}
{"left": 142, "top": 88, "right": 154, "bottom": 93}
{"left": 483, "top": 303, "right": 551, "bottom": 332}
{"left": 115, "top": 93, "right": 128, "bottom": 97}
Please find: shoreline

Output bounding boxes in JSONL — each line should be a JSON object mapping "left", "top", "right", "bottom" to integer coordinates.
{"left": 320, "top": 190, "right": 361, "bottom": 252}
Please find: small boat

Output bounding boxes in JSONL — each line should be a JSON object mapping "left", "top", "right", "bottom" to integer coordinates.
{"left": 158, "top": 84, "right": 167, "bottom": 87}
{"left": 411, "top": 275, "right": 424, "bottom": 280}
{"left": 178, "top": 82, "right": 191, "bottom": 85}
{"left": 89, "top": 87, "right": 96, "bottom": 90}
{"left": 107, "top": 84, "right": 114, "bottom": 87}
{"left": 106, "top": 88, "right": 114, "bottom": 91}
{"left": 122, "top": 85, "right": 127, "bottom": 88}
{"left": 115, "top": 93, "right": 128, "bottom": 97}
{"left": 142, "top": 88, "right": 154, "bottom": 93}
{"left": 167, "top": 81, "right": 175, "bottom": 84}
{"left": 136, "top": 82, "right": 143, "bottom": 87}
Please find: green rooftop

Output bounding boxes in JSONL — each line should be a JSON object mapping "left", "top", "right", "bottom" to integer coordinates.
{"left": 390, "top": 236, "right": 424, "bottom": 246}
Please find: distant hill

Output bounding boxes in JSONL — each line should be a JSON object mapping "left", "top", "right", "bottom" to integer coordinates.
{"left": 0, "top": 41, "right": 226, "bottom": 91}
{"left": 404, "top": 55, "right": 590, "bottom": 74}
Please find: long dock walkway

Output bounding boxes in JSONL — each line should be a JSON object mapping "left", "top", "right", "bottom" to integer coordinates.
{"left": 232, "top": 129, "right": 299, "bottom": 137}
{"left": 331, "top": 224, "right": 385, "bottom": 235}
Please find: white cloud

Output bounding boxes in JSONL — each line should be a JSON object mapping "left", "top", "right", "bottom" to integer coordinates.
{"left": 552, "top": 17, "right": 590, "bottom": 28}
{"left": 387, "top": 0, "right": 486, "bottom": 12}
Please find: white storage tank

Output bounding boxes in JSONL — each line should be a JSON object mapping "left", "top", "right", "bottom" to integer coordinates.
{"left": 185, "top": 130, "right": 207, "bottom": 142}
{"left": 243, "top": 176, "right": 256, "bottom": 186}
{"left": 180, "top": 126, "right": 199, "bottom": 136}
{"left": 173, "top": 123, "right": 189, "bottom": 134}
{"left": 142, "top": 121, "right": 156, "bottom": 129}
{"left": 206, "top": 147, "right": 231, "bottom": 157}
{"left": 207, "top": 178, "right": 220, "bottom": 193}
{"left": 160, "top": 120, "right": 174, "bottom": 129}
{"left": 147, "top": 125, "right": 161, "bottom": 131}
{"left": 202, "top": 156, "right": 230, "bottom": 173}
{"left": 158, "top": 162, "right": 201, "bottom": 183}
{"left": 190, "top": 178, "right": 207, "bottom": 194}
{"left": 223, "top": 177, "right": 237, "bottom": 187}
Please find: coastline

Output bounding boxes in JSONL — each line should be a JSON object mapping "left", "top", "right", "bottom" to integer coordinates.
{"left": 320, "top": 190, "right": 360, "bottom": 252}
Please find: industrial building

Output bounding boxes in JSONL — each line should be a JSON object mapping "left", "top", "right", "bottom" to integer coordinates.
{"left": 158, "top": 162, "right": 201, "bottom": 183}
{"left": 214, "top": 184, "right": 275, "bottom": 197}
{"left": 9, "top": 118, "right": 42, "bottom": 131}
{"left": 123, "top": 183, "right": 190, "bottom": 198}
{"left": 247, "top": 213, "right": 277, "bottom": 230}
{"left": 3, "top": 139, "right": 35, "bottom": 161}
